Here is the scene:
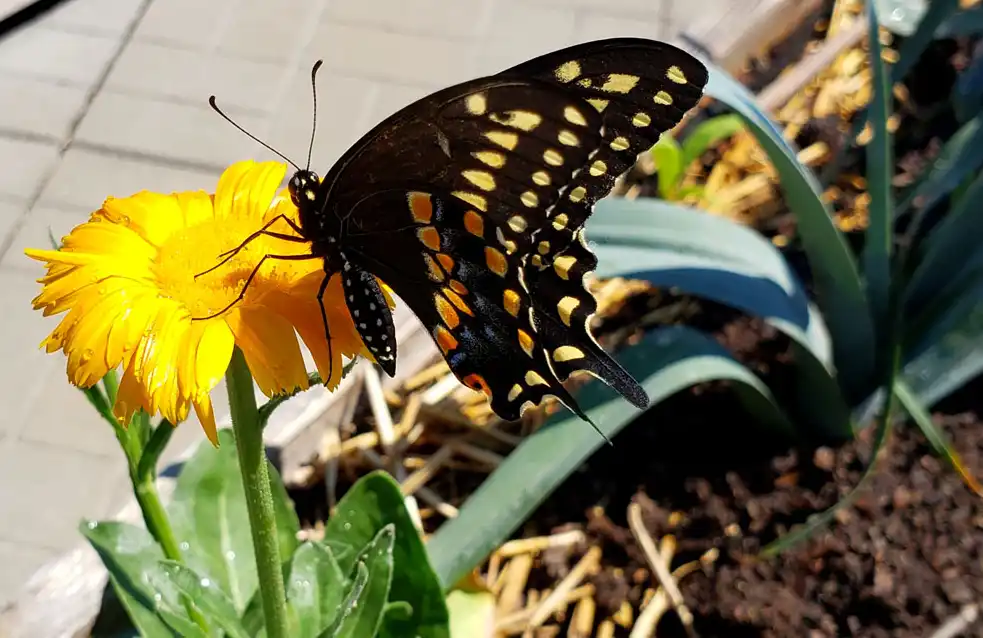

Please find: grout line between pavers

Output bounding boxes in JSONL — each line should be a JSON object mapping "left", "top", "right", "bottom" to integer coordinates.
{"left": 0, "top": 0, "right": 155, "bottom": 264}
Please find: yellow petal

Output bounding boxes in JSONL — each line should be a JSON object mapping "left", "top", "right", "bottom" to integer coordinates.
{"left": 101, "top": 192, "right": 184, "bottom": 248}
{"left": 214, "top": 161, "right": 284, "bottom": 220}
{"left": 114, "top": 363, "right": 150, "bottom": 427}
{"left": 175, "top": 190, "right": 214, "bottom": 228}
{"left": 227, "top": 306, "right": 308, "bottom": 397}
{"left": 193, "top": 394, "right": 218, "bottom": 447}
{"left": 194, "top": 319, "right": 234, "bottom": 396}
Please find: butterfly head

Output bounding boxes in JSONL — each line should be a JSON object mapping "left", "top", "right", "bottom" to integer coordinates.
{"left": 288, "top": 170, "right": 320, "bottom": 209}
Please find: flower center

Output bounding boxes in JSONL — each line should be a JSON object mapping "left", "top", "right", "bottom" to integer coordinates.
{"left": 155, "top": 217, "right": 278, "bottom": 318}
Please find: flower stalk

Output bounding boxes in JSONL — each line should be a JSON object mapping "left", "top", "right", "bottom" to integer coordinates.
{"left": 226, "top": 346, "right": 289, "bottom": 638}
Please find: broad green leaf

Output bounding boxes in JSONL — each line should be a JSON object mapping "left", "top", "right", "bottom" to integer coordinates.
{"left": 157, "top": 607, "right": 211, "bottom": 638}
{"left": 153, "top": 561, "right": 249, "bottom": 638}
{"left": 906, "top": 169, "right": 983, "bottom": 310}
{"left": 862, "top": 0, "right": 895, "bottom": 345}
{"left": 321, "top": 562, "right": 369, "bottom": 638}
{"left": 286, "top": 542, "right": 348, "bottom": 638}
{"left": 679, "top": 113, "right": 744, "bottom": 172}
{"left": 81, "top": 520, "right": 181, "bottom": 638}
{"left": 324, "top": 471, "right": 449, "bottom": 638}
{"left": 428, "top": 325, "right": 792, "bottom": 589}
{"left": 168, "top": 428, "right": 299, "bottom": 614}
{"left": 704, "top": 63, "right": 874, "bottom": 392}
{"left": 591, "top": 198, "right": 851, "bottom": 437}
{"left": 327, "top": 526, "right": 395, "bottom": 638}
{"left": 898, "top": 113, "right": 983, "bottom": 221}
{"left": 651, "top": 135, "right": 682, "bottom": 199}
{"left": 894, "top": 379, "right": 983, "bottom": 495}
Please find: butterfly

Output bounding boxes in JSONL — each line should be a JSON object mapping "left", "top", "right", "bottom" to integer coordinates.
{"left": 200, "top": 38, "right": 708, "bottom": 427}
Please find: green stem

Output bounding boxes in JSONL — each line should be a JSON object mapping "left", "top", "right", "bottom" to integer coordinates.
{"left": 226, "top": 347, "right": 289, "bottom": 638}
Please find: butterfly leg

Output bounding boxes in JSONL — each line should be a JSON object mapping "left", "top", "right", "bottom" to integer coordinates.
{"left": 195, "top": 214, "right": 308, "bottom": 279}
{"left": 315, "top": 273, "right": 335, "bottom": 387}
{"left": 191, "top": 253, "right": 320, "bottom": 320}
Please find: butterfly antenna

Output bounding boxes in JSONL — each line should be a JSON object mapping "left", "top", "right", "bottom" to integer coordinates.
{"left": 208, "top": 95, "right": 301, "bottom": 171}
{"left": 306, "top": 60, "right": 323, "bottom": 171}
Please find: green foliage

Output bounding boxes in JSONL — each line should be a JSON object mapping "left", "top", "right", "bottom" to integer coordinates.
{"left": 650, "top": 113, "right": 744, "bottom": 202}
{"left": 85, "top": 437, "right": 449, "bottom": 638}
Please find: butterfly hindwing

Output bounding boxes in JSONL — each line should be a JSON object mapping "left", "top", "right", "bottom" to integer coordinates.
{"left": 340, "top": 260, "right": 397, "bottom": 375}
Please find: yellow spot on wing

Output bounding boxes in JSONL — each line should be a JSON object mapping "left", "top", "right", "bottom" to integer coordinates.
{"left": 503, "top": 289, "right": 521, "bottom": 317}
{"left": 552, "top": 213, "right": 568, "bottom": 230}
{"left": 654, "top": 90, "right": 673, "bottom": 105}
{"left": 667, "top": 65, "right": 688, "bottom": 84}
{"left": 538, "top": 240, "right": 550, "bottom": 255}
{"left": 508, "top": 215, "right": 527, "bottom": 232}
{"left": 633, "top": 112, "right": 652, "bottom": 127}
{"left": 463, "top": 210, "right": 484, "bottom": 237}
{"left": 609, "top": 136, "right": 630, "bottom": 152}
{"left": 452, "top": 191, "right": 488, "bottom": 211}
{"left": 417, "top": 226, "right": 440, "bottom": 250}
{"left": 473, "top": 150, "right": 506, "bottom": 168}
{"left": 554, "top": 255, "right": 577, "bottom": 280}
{"left": 490, "top": 110, "right": 542, "bottom": 131}
{"left": 407, "top": 192, "right": 433, "bottom": 223}
{"left": 555, "top": 60, "right": 581, "bottom": 82}
{"left": 424, "top": 255, "right": 444, "bottom": 282}
{"left": 569, "top": 186, "right": 586, "bottom": 203}
{"left": 587, "top": 98, "right": 609, "bottom": 112}
{"left": 600, "top": 73, "right": 640, "bottom": 94}
{"left": 520, "top": 191, "right": 539, "bottom": 208}
{"left": 589, "top": 160, "right": 607, "bottom": 176}
{"left": 532, "top": 170, "right": 551, "bottom": 186}
{"left": 466, "top": 93, "right": 487, "bottom": 115}
{"left": 485, "top": 130, "right": 519, "bottom": 150}
{"left": 434, "top": 294, "right": 460, "bottom": 329}
{"left": 563, "top": 105, "right": 587, "bottom": 127}
{"left": 496, "top": 227, "right": 517, "bottom": 253}
{"left": 557, "top": 296, "right": 580, "bottom": 326}
{"left": 553, "top": 346, "right": 585, "bottom": 362}
{"left": 484, "top": 246, "right": 508, "bottom": 276}
{"left": 558, "top": 130, "right": 579, "bottom": 146}
{"left": 543, "top": 149, "right": 563, "bottom": 166}
{"left": 508, "top": 384, "right": 523, "bottom": 402}
{"left": 517, "top": 329, "right": 534, "bottom": 357}
{"left": 525, "top": 370, "right": 548, "bottom": 386}
{"left": 434, "top": 325, "right": 458, "bottom": 354}
{"left": 462, "top": 170, "right": 496, "bottom": 192}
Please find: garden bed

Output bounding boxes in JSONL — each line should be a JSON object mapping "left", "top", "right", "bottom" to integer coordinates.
{"left": 285, "top": 0, "right": 983, "bottom": 635}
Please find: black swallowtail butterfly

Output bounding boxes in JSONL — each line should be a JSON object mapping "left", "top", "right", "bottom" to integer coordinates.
{"left": 202, "top": 38, "right": 708, "bottom": 426}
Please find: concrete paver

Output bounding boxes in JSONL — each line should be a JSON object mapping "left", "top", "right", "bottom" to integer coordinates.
{"left": 0, "top": 0, "right": 713, "bottom": 609}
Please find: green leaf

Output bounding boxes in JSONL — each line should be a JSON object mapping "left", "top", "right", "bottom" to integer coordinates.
{"left": 894, "top": 379, "right": 983, "bottom": 495}
{"left": 704, "top": 63, "right": 875, "bottom": 392}
{"left": 157, "top": 607, "right": 211, "bottom": 638}
{"left": 167, "top": 428, "right": 300, "bottom": 614}
{"left": 80, "top": 520, "right": 181, "bottom": 637}
{"left": 286, "top": 542, "right": 348, "bottom": 638}
{"left": 590, "top": 198, "right": 851, "bottom": 438}
{"left": 240, "top": 591, "right": 265, "bottom": 637}
{"left": 679, "top": 113, "right": 744, "bottom": 172}
{"left": 651, "top": 134, "right": 682, "bottom": 199}
{"left": 427, "top": 325, "right": 793, "bottom": 589}
{"left": 862, "top": 0, "right": 896, "bottom": 349}
{"left": 153, "top": 561, "right": 249, "bottom": 638}
{"left": 320, "top": 562, "right": 369, "bottom": 638}
{"left": 324, "top": 471, "right": 449, "bottom": 638}
{"left": 906, "top": 169, "right": 983, "bottom": 310}
{"left": 326, "top": 526, "right": 395, "bottom": 638}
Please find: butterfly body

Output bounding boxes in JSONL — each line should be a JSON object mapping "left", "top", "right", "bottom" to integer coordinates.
{"left": 270, "top": 38, "right": 708, "bottom": 422}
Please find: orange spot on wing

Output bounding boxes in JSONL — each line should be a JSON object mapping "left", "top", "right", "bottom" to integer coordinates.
{"left": 463, "top": 373, "right": 493, "bottom": 398}
{"left": 433, "top": 325, "right": 458, "bottom": 355}
{"left": 503, "top": 289, "right": 521, "bottom": 317}
{"left": 517, "top": 329, "right": 534, "bottom": 357}
{"left": 484, "top": 246, "right": 507, "bottom": 276}
{"left": 424, "top": 255, "right": 445, "bottom": 282}
{"left": 408, "top": 192, "right": 433, "bottom": 223}
{"left": 417, "top": 226, "right": 441, "bottom": 251}
{"left": 435, "top": 294, "right": 460, "bottom": 329}
{"left": 443, "top": 288, "right": 473, "bottom": 315}
{"left": 464, "top": 210, "right": 485, "bottom": 237}
{"left": 437, "top": 253, "right": 455, "bottom": 273}
{"left": 449, "top": 279, "right": 468, "bottom": 295}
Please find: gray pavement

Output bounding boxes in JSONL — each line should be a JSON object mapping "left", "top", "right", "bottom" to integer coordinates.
{"left": 0, "top": 0, "right": 720, "bottom": 606}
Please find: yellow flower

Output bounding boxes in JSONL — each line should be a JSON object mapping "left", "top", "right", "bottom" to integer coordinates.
{"left": 26, "top": 160, "right": 381, "bottom": 444}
